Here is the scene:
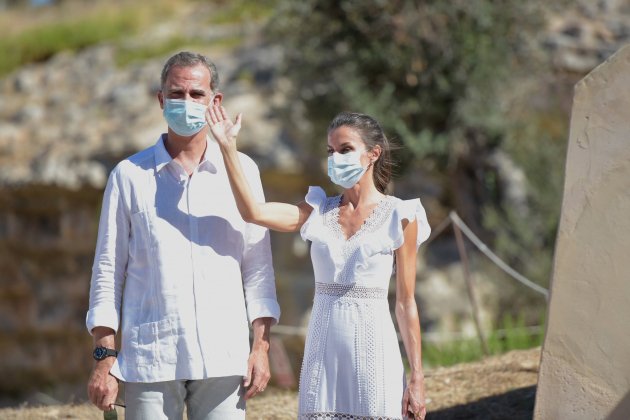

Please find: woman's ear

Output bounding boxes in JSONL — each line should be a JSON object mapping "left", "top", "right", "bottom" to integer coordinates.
{"left": 369, "top": 145, "right": 382, "bottom": 163}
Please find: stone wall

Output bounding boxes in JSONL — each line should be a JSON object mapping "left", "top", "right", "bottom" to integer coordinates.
{"left": 0, "top": 186, "right": 102, "bottom": 396}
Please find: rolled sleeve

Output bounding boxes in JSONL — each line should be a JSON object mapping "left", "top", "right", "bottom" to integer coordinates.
{"left": 86, "top": 166, "right": 130, "bottom": 335}
{"left": 240, "top": 158, "right": 280, "bottom": 325}
{"left": 246, "top": 296, "right": 281, "bottom": 326}
{"left": 86, "top": 306, "right": 120, "bottom": 334}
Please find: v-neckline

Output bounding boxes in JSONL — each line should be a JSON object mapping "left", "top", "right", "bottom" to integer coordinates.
{"left": 332, "top": 195, "right": 389, "bottom": 242}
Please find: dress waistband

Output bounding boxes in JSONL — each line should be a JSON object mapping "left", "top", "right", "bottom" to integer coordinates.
{"left": 314, "top": 282, "right": 388, "bottom": 300}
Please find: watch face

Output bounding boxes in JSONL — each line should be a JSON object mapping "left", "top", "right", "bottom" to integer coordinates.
{"left": 93, "top": 347, "right": 107, "bottom": 360}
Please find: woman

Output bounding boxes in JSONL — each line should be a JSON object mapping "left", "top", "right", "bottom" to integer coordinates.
{"left": 206, "top": 106, "right": 429, "bottom": 420}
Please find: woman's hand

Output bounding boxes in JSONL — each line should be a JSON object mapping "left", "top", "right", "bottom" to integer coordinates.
{"left": 206, "top": 104, "right": 242, "bottom": 150}
{"left": 402, "top": 376, "right": 426, "bottom": 419}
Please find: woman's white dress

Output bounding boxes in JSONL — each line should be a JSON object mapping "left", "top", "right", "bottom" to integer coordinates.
{"left": 297, "top": 186, "right": 431, "bottom": 420}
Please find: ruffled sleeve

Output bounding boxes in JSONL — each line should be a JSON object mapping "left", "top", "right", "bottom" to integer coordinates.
{"left": 299, "top": 186, "right": 327, "bottom": 241}
{"left": 389, "top": 198, "right": 431, "bottom": 250}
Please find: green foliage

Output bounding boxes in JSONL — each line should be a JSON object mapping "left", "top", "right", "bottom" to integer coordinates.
{"left": 266, "top": 0, "right": 545, "bottom": 160}
{"left": 421, "top": 313, "right": 544, "bottom": 368}
{"left": 0, "top": 12, "right": 139, "bottom": 77}
{"left": 207, "top": 0, "right": 279, "bottom": 24}
{"left": 423, "top": 337, "right": 485, "bottom": 367}
{"left": 0, "top": 1, "right": 187, "bottom": 77}
{"left": 0, "top": 0, "right": 278, "bottom": 76}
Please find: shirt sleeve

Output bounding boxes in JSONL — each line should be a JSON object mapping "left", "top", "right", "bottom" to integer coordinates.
{"left": 240, "top": 157, "right": 281, "bottom": 325}
{"left": 85, "top": 166, "right": 130, "bottom": 335}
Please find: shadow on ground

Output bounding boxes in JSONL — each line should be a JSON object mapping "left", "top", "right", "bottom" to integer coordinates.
{"left": 428, "top": 385, "right": 536, "bottom": 420}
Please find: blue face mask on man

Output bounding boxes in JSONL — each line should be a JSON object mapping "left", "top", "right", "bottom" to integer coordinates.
{"left": 327, "top": 150, "right": 368, "bottom": 189}
{"left": 162, "top": 98, "right": 209, "bottom": 137}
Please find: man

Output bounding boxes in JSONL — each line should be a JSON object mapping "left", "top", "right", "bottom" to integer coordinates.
{"left": 86, "top": 51, "right": 280, "bottom": 419}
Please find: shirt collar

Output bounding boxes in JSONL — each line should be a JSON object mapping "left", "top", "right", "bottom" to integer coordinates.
{"left": 154, "top": 134, "right": 218, "bottom": 174}
{"left": 154, "top": 134, "right": 172, "bottom": 173}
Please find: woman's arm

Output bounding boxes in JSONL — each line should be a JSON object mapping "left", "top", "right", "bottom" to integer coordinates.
{"left": 395, "top": 219, "right": 427, "bottom": 419}
{"left": 206, "top": 105, "right": 312, "bottom": 232}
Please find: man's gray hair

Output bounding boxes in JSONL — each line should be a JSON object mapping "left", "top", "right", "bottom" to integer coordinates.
{"left": 160, "top": 51, "right": 220, "bottom": 92}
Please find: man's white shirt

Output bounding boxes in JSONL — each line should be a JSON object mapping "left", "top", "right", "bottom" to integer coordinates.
{"left": 86, "top": 135, "right": 280, "bottom": 382}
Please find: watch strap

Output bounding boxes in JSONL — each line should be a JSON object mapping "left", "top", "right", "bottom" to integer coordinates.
{"left": 93, "top": 346, "right": 118, "bottom": 360}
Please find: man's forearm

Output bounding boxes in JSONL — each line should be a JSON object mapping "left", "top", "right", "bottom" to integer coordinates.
{"left": 92, "top": 326, "right": 116, "bottom": 347}
{"left": 251, "top": 317, "right": 272, "bottom": 352}
{"left": 88, "top": 326, "right": 119, "bottom": 410}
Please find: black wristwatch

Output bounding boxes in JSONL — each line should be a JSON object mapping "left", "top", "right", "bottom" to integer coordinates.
{"left": 93, "top": 346, "right": 118, "bottom": 361}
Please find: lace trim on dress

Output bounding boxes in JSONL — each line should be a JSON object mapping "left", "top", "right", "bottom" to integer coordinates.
{"left": 301, "top": 297, "right": 333, "bottom": 412}
{"left": 315, "top": 282, "right": 388, "bottom": 299}
{"left": 323, "top": 195, "right": 344, "bottom": 239}
{"left": 322, "top": 195, "right": 396, "bottom": 284}
{"left": 299, "top": 413, "right": 401, "bottom": 420}
{"left": 323, "top": 195, "right": 394, "bottom": 242}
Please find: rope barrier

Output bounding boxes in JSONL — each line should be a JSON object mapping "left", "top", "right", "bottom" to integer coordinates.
{"left": 448, "top": 211, "right": 549, "bottom": 299}
{"left": 422, "top": 213, "right": 452, "bottom": 246}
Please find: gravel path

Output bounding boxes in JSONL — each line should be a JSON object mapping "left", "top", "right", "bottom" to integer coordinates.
{"left": 0, "top": 348, "right": 540, "bottom": 419}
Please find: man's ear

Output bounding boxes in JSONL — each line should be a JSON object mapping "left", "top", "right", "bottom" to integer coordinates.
{"left": 212, "top": 92, "right": 223, "bottom": 106}
{"left": 157, "top": 90, "right": 164, "bottom": 109}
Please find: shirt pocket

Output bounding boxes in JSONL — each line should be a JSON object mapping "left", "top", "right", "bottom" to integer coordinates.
{"left": 135, "top": 318, "right": 178, "bottom": 367}
{"left": 129, "top": 208, "right": 156, "bottom": 259}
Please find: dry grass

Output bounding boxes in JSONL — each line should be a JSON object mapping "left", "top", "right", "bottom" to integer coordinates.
{"left": 0, "top": 347, "right": 540, "bottom": 419}
{"left": 423, "top": 347, "right": 540, "bottom": 419}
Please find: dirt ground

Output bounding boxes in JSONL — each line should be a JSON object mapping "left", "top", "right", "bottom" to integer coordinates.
{"left": 0, "top": 348, "right": 540, "bottom": 419}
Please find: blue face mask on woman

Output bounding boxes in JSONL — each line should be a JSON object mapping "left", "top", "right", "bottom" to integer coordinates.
{"left": 327, "top": 150, "right": 368, "bottom": 189}
{"left": 162, "top": 98, "right": 209, "bottom": 137}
